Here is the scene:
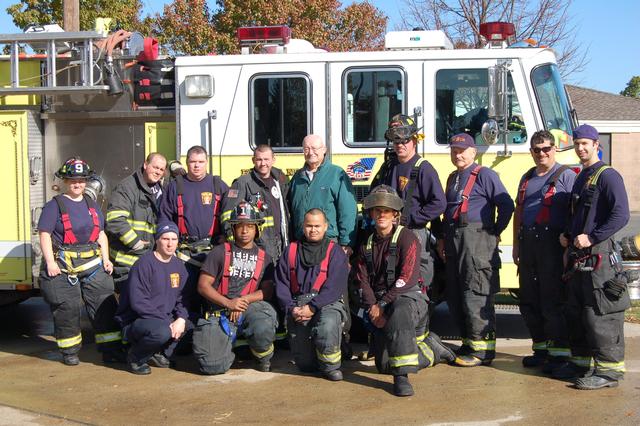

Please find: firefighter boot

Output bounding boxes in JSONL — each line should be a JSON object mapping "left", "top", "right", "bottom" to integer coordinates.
{"left": 148, "top": 353, "right": 171, "bottom": 368}
{"left": 454, "top": 355, "right": 491, "bottom": 367}
{"left": 551, "top": 361, "right": 590, "bottom": 380}
{"left": 393, "top": 375, "right": 414, "bottom": 397}
{"left": 575, "top": 375, "right": 619, "bottom": 390}
{"left": 256, "top": 359, "right": 271, "bottom": 372}
{"left": 522, "top": 352, "right": 547, "bottom": 368}
{"left": 63, "top": 354, "right": 80, "bottom": 366}
{"left": 323, "top": 370, "right": 343, "bottom": 381}
{"left": 426, "top": 333, "right": 456, "bottom": 364}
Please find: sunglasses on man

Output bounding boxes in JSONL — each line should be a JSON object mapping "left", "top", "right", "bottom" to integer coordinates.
{"left": 530, "top": 146, "right": 554, "bottom": 154}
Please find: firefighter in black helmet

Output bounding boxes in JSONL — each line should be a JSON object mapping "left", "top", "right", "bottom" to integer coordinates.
{"left": 355, "top": 185, "right": 455, "bottom": 397}
{"left": 38, "top": 157, "right": 125, "bottom": 366}
{"left": 194, "top": 201, "right": 278, "bottom": 374}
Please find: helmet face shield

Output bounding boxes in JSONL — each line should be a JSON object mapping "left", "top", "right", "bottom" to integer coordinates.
{"left": 385, "top": 114, "right": 418, "bottom": 143}
{"left": 384, "top": 126, "right": 415, "bottom": 144}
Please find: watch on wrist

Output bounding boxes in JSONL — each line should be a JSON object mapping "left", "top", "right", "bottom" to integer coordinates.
{"left": 377, "top": 300, "right": 388, "bottom": 309}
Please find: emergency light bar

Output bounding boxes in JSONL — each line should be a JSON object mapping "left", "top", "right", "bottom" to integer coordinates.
{"left": 237, "top": 26, "right": 291, "bottom": 46}
{"left": 479, "top": 22, "right": 515, "bottom": 43}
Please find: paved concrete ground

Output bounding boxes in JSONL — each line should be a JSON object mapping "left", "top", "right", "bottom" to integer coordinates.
{"left": 1, "top": 298, "right": 639, "bottom": 425}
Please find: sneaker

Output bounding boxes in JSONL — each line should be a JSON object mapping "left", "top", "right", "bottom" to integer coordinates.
{"left": 322, "top": 370, "right": 343, "bottom": 381}
{"left": 63, "top": 354, "right": 80, "bottom": 366}
{"left": 426, "top": 333, "right": 456, "bottom": 364}
{"left": 128, "top": 361, "right": 151, "bottom": 375}
{"left": 454, "top": 355, "right": 492, "bottom": 367}
{"left": 522, "top": 354, "right": 546, "bottom": 368}
{"left": 148, "top": 353, "right": 171, "bottom": 368}
{"left": 102, "top": 350, "right": 127, "bottom": 364}
{"left": 575, "top": 375, "right": 619, "bottom": 390}
{"left": 393, "top": 375, "right": 414, "bottom": 397}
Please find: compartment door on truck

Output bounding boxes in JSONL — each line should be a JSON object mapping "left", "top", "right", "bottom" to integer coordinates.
{"left": 0, "top": 111, "right": 31, "bottom": 284}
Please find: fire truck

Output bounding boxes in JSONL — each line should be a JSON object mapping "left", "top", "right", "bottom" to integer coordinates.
{"left": 0, "top": 22, "right": 578, "bottom": 306}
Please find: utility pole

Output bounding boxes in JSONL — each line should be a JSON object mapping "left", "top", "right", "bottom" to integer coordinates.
{"left": 63, "top": 0, "right": 80, "bottom": 32}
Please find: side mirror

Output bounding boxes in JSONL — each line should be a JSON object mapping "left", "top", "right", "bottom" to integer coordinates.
{"left": 481, "top": 119, "right": 499, "bottom": 145}
{"left": 488, "top": 64, "right": 507, "bottom": 119}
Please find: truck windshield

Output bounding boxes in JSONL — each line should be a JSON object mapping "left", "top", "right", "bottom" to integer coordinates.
{"left": 532, "top": 64, "right": 574, "bottom": 149}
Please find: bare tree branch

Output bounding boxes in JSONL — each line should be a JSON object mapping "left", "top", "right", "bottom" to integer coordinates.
{"left": 399, "top": 0, "right": 588, "bottom": 78}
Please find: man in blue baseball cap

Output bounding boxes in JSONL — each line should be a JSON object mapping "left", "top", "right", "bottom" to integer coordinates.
{"left": 437, "top": 132, "right": 514, "bottom": 367}
{"left": 555, "top": 124, "right": 630, "bottom": 389}
{"left": 115, "top": 221, "right": 188, "bottom": 375}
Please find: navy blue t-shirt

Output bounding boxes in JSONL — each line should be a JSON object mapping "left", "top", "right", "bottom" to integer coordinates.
{"left": 568, "top": 161, "right": 629, "bottom": 244}
{"left": 158, "top": 174, "right": 229, "bottom": 239}
{"left": 115, "top": 251, "right": 188, "bottom": 326}
{"left": 38, "top": 195, "right": 105, "bottom": 246}
{"left": 381, "top": 154, "right": 446, "bottom": 228}
{"left": 444, "top": 163, "right": 514, "bottom": 235}
{"left": 518, "top": 163, "right": 576, "bottom": 229}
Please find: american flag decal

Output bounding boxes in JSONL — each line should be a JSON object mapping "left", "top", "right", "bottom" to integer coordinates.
{"left": 346, "top": 157, "right": 376, "bottom": 181}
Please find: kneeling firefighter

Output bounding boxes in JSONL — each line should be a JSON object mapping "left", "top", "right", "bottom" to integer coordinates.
{"left": 194, "top": 201, "right": 278, "bottom": 374}
{"left": 355, "top": 185, "right": 455, "bottom": 397}
{"left": 38, "top": 158, "right": 124, "bottom": 366}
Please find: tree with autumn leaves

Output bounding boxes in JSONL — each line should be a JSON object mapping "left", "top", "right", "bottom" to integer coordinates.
{"left": 6, "top": 0, "right": 387, "bottom": 54}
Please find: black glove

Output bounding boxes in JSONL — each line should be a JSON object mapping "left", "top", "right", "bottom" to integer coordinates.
{"left": 604, "top": 278, "right": 627, "bottom": 300}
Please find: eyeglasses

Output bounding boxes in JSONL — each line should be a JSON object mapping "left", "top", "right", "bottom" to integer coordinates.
{"left": 303, "top": 146, "right": 324, "bottom": 154}
{"left": 531, "top": 146, "right": 554, "bottom": 154}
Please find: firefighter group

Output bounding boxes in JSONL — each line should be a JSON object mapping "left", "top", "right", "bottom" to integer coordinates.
{"left": 37, "top": 117, "right": 630, "bottom": 396}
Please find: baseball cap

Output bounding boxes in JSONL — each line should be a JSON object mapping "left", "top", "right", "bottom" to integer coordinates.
{"left": 572, "top": 124, "right": 599, "bottom": 141}
{"left": 449, "top": 133, "right": 475, "bottom": 149}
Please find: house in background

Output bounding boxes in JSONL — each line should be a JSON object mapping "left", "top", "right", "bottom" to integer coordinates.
{"left": 566, "top": 85, "right": 640, "bottom": 211}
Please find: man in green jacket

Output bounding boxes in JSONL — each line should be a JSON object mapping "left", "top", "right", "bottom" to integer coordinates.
{"left": 287, "top": 135, "right": 357, "bottom": 253}
{"left": 106, "top": 152, "right": 167, "bottom": 290}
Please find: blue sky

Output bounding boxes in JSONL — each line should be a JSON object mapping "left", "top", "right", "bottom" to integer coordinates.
{"left": 0, "top": 0, "right": 637, "bottom": 94}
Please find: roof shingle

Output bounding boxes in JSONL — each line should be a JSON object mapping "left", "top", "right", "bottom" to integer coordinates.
{"left": 566, "top": 85, "right": 640, "bottom": 121}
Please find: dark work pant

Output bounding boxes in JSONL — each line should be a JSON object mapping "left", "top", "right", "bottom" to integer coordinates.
{"left": 566, "top": 240, "right": 629, "bottom": 380}
{"left": 371, "top": 292, "right": 431, "bottom": 376}
{"left": 192, "top": 301, "right": 278, "bottom": 375}
{"left": 287, "top": 301, "right": 347, "bottom": 373}
{"left": 40, "top": 266, "right": 122, "bottom": 355}
{"left": 410, "top": 227, "right": 435, "bottom": 290}
{"left": 518, "top": 225, "right": 569, "bottom": 358}
{"left": 444, "top": 223, "right": 499, "bottom": 360}
{"left": 123, "top": 318, "right": 178, "bottom": 364}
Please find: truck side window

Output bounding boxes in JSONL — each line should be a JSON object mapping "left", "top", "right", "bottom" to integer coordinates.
{"left": 344, "top": 68, "right": 405, "bottom": 145}
{"left": 251, "top": 75, "right": 310, "bottom": 149}
{"left": 435, "top": 69, "right": 526, "bottom": 145}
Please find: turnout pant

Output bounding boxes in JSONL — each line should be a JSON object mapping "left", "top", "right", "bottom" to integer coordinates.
{"left": 287, "top": 301, "right": 348, "bottom": 373}
{"left": 192, "top": 301, "right": 278, "bottom": 375}
{"left": 370, "top": 292, "right": 433, "bottom": 376}
{"left": 39, "top": 266, "right": 122, "bottom": 355}
{"left": 410, "top": 227, "right": 435, "bottom": 290}
{"left": 444, "top": 223, "right": 500, "bottom": 361}
{"left": 123, "top": 318, "right": 179, "bottom": 364}
{"left": 518, "top": 225, "right": 569, "bottom": 359}
{"left": 566, "top": 240, "right": 630, "bottom": 380}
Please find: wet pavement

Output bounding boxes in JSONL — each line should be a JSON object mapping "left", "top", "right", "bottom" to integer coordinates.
{"left": 1, "top": 298, "right": 639, "bottom": 425}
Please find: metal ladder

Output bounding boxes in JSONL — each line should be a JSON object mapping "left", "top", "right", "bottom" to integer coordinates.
{"left": 0, "top": 31, "right": 109, "bottom": 95}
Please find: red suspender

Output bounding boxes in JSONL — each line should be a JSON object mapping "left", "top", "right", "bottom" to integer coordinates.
{"left": 288, "top": 242, "right": 300, "bottom": 294}
{"left": 288, "top": 240, "right": 336, "bottom": 294}
{"left": 219, "top": 242, "right": 232, "bottom": 296}
{"left": 517, "top": 166, "right": 570, "bottom": 225}
{"left": 453, "top": 165, "right": 482, "bottom": 222}
{"left": 207, "top": 193, "right": 221, "bottom": 238}
{"left": 55, "top": 195, "right": 100, "bottom": 245}
{"left": 219, "top": 243, "right": 266, "bottom": 297}
{"left": 176, "top": 175, "right": 221, "bottom": 238}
